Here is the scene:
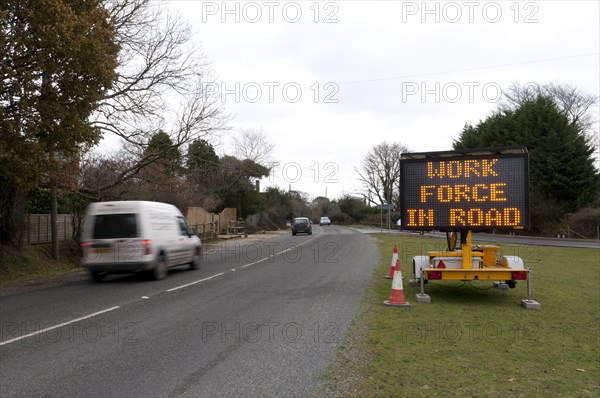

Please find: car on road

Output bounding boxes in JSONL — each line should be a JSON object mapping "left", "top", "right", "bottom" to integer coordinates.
{"left": 319, "top": 216, "right": 331, "bottom": 226}
{"left": 80, "top": 201, "right": 201, "bottom": 282}
{"left": 292, "top": 217, "right": 312, "bottom": 235}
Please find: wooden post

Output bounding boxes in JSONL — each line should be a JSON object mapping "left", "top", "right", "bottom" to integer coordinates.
{"left": 51, "top": 191, "right": 59, "bottom": 260}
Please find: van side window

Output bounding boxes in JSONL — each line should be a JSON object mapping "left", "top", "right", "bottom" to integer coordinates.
{"left": 176, "top": 217, "right": 189, "bottom": 236}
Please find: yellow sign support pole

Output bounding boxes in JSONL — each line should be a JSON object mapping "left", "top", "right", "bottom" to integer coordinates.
{"left": 462, "top": 231, "right": 473, "bottom": 269}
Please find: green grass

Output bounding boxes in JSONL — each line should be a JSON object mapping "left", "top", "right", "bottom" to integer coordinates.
{"left": 0, "top": 241, "right": 83, "bottom": 286}
{"left": 321, "top": 234, "right": 600, "bottom": 397}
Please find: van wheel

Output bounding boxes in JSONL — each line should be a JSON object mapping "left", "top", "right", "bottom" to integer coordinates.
{"left": 190, "top": 247, "right": 201, "bottom": 270}
{"left": 152, "top": 255, "right": 167, "bottom": 280}
{"left": 90, "top": 271, "right": 104, "bottom": 283}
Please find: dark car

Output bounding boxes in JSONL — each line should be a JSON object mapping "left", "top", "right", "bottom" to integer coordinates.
{"left": 291, "top": 217, "right": 312, "bottom": 236}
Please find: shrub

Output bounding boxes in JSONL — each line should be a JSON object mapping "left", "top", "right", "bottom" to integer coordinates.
{"left": 568, "top": 208, "right": 600, "bottom": 239}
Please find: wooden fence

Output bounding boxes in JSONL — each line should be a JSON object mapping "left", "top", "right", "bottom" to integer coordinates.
{"left": 186, "top": 207, "right": 237, "bottom": 236}
{"left": 23, "top": 206, "right": 237, "bottom": 244}
{"left": 25, "top": 214, "right": 74, "bottom": 244}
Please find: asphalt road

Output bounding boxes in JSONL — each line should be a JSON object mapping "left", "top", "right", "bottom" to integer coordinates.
{"left": 0, "top": 226, "right": 378, "bottom": 397}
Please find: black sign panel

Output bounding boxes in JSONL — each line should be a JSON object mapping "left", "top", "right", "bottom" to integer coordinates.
{"left": 400, "top": 150, "right": 529, "bottom": 231}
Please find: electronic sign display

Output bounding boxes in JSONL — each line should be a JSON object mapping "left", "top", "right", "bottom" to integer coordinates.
{"left": 400, "top": 148, "right": 529, "bottom": 231}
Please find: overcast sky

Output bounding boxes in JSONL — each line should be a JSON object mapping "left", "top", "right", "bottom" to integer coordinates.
{"left": 165, "top": 0, "right": 599, "bottom": 201}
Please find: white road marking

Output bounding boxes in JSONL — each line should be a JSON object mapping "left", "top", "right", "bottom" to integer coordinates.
{"left": 176, "top": 228, "right": 324, "bottom": 281}
{"left": 0, "top": 306, "right": 121, "bottom": 347}
{"left": 242, "top": 228, "right": 324, "bottom": 267}
{"left": 241, "top": 257, "right": 269, "bottom": 269}
{"left": 276, "top": 229, "right": 322, "bottom": 256}
{"left": 165, "top": 273, "right": 224, "bottom": 292}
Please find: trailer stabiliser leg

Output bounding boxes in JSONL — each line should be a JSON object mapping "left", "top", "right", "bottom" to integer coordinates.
{"left": 521, "top": 267, "right": 541, "bottom": 310}
{"left": 416, "top": 267, "right": 431, "bottom": 303}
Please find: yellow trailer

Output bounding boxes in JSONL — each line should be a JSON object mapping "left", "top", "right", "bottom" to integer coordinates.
{"left": 400, "top": 147, "right": 540, "bottom": 309}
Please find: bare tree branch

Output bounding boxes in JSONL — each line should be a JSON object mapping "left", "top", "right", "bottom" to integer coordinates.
{"left": 93, "top": 0, "right": 228, "bottom": 144}
{"left": 504, "top": 82, "right": 599, "bottom": 140}
{"left": 81, "top": 0, "right": 230, "bottom": 196}
{"left": 356, "top": 141, "right": 408, "bottom": 207}
{"left": 231, "top": 128, "right": 275, "bottom": 166}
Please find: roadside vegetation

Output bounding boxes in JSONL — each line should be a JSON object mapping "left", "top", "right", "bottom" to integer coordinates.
{"left": 0, "top": 241, "right": 81, "bottom": 286}
{"left": 321, "top": 234, "right": 600, "bottom": 397}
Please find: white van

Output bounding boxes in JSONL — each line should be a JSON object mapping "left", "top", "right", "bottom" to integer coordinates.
{"left": 80, "top": 201, "right": 201, "bottom": 282}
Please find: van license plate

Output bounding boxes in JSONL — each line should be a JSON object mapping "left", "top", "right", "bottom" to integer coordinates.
{"left": 92, "top": 247, "right": 112, "bottom": 254}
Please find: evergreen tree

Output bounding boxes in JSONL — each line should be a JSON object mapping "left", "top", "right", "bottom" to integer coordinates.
{"left": 187, "top": 139, "right": 220, "bottom": 172}
{"left": 146, "top": 131, "right": 182, "bottom": 175}
{"left": 216, "top": 156, "right": 269, "bottom": 217}
{"left": 453, "top": 95, "right": 599, "bottom": 234}
{"left": 263, "top": 187, "right": 294, "bottom": 225}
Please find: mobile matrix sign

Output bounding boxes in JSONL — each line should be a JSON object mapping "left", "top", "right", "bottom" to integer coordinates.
{"left": 400, "top": 147, "right": 530, "bottom": 231}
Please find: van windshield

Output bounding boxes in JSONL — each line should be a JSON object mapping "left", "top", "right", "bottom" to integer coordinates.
{"left": 93, "top": 213, "right": 138, "bottom": 239}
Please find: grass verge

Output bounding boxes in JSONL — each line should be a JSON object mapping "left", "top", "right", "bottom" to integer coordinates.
{"left": 0, "top": 241, "right": 83, "bottom": 286}
{"left": 320, "top": 234, "right": 600, "bottom": 397}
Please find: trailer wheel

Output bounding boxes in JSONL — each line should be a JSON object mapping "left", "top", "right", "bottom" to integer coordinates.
{"left": 506, "top": 280, "right": 517, "bottom": 289}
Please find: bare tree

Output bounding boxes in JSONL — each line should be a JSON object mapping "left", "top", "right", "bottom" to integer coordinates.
{"left": 79, "top": 150, "right": 139, "bottom": 200}
{"left": 231, "top": 128, "right": 275, "bottom": 166}
{"left": 356, "top": 141, "right": 409, "bottom": 208}
{"left": 83, "top": 0, "right": 228, "bottom": 195}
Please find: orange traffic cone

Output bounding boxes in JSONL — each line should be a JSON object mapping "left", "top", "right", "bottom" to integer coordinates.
{"left": 384, "top": 260, "right": 411, "bottom": 307}
{"left": 385, "top": 245, "right": 399, "bottom": 279}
